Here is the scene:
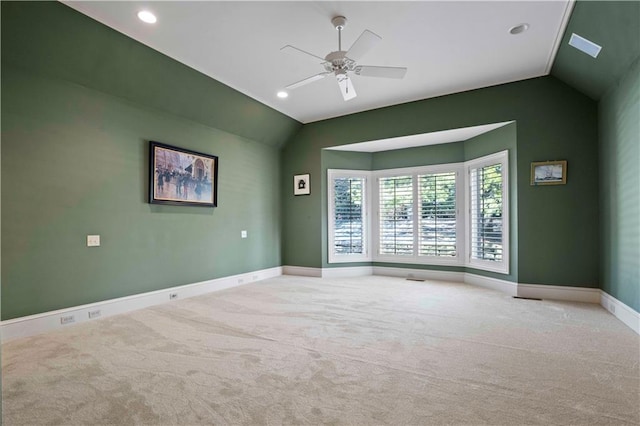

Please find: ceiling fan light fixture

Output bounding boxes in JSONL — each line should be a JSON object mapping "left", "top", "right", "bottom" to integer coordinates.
{"left": 509, "top": 23, "right": 529, "bottom": 35}
{"left": 137, "top": 10, "right": 157, "bottom": 24}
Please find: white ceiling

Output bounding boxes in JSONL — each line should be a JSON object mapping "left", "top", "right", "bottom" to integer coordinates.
{"left": 326, "top": 121, "right": 513, "bottom": 152}
{"left": 62, "top": 1, "right": 573, "bottom": 124}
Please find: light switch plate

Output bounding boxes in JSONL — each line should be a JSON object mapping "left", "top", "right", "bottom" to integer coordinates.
{"left": 241, "top": 230, "right": 247, "bottom": 239}
{"left": 87, "top": 235, "right": 100, "bottom": 247}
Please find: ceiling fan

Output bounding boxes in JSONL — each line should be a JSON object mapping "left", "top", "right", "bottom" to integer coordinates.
{"left": 281, "top": 16, "right": 407, "bottom": 101}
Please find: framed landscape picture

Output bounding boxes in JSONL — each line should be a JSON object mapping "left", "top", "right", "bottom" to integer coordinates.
{"left": 531, "top": 160, "right": 567, "bottom": 186}
{"left": 149, "top": 141, "right": 218, "bottom": 207}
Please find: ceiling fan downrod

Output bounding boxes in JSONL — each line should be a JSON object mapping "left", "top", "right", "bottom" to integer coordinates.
{"left": 332, "top": 16, "right": 347, "bottom": 51}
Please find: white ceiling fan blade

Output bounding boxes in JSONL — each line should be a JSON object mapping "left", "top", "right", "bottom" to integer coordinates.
{"left": 346, "top": 30, "right": 381, "bottom": 61}
{"left": 355, "top": 66, "right": 407, "bottom": 79}
{"left": 337, "top": 76, "right": 357, "bottom": 101}
{"left": 286, "top": 72, "right": 330, "bottom": 90}
{"left": 280, "top": 45, "right": 326, "bottom": 63}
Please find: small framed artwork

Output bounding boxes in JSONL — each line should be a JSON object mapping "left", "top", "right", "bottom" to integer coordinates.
{"left": 294, "top": 174, "right": 310, "bottom": 196}
{"left": 531, "top": 160, "right": 567, "bottom": 186}
{"left": 149, "top": 141, "right": 218, "bottom": 207}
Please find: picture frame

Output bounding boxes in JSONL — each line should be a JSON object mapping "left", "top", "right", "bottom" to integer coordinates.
{"left": 149, "top": 141, "right": 218, "bottom": 207}
{"left": 530, "top": 160, "right": 567, "bottom": 186}
{"left": 294, "top": 173, "right": 310, "bottom": 196}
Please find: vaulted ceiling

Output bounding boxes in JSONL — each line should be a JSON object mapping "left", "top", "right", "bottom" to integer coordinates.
{"left": 61, "top": 1, "right": 639, "bottom": 124}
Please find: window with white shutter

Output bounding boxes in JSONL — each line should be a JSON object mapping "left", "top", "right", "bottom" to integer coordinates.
{"left": 328, "top": 170, "right": 370, "bottom": 263}
{"left": 418, "top": 172, "right": 457, "bottom": 257}
{"left": 378, "top": 176, "right": 414, "bottom": 255}
{"left": 467, "top": 151, "right": 509, "bottom": 273}
{"left": 327, "top": 150, "right": 508, "bottom": 274}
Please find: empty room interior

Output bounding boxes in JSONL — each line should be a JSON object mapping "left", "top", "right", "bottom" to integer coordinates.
{"left": 1, "top": 0, "right": 639, "bottom": 424}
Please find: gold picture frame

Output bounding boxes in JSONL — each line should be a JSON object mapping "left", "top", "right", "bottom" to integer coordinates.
{"left": 530, "top": 160, "right": 567, "bottom": 186}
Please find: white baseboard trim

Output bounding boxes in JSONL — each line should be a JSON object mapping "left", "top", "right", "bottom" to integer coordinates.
{"left": 373, "top": 266, "right": 465, "bottom": 283}
{"left": 600, "top": 291, "right": 639, "bottom": 335}
{"left": 518, "top": 283, "right": 601, "bottom": 303}
{"left": 464, "top": 273, "right": 518, "bottom": 296}
{"left": 1, "top": 266, "right": 283, "bottom": 342}
{"left": 322, "top": 266, "right": 373, "bottom": 278}
{"left": 282, "top": 265, "right": 322, "bottom": 277}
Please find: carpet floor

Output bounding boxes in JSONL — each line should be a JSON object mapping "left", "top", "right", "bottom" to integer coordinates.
{"left": 2, "top": 275, "right": 639, "bottom": 425}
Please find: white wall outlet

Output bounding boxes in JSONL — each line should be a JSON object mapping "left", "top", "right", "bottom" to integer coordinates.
{"left": 60, "top": 315, "right": 75, "bottom": 325}
{"left": 87, "top": 235, "right": 100, "bottom": 247}
{"left": 169, "top": 293, "right": 178, "bottom": 300}
{"left": 241, "top": 230, "right": 247, "bottom": 239}
{"left": 88, "top": 309, "right": 101, "bottom": 319}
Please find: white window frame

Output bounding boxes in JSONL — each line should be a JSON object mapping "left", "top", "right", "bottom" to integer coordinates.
{"left": 372, "top": 163, "right": 465, "bottom": 266}
{"left": 326, "top": 150, "right": 510, "bottom": 275}
{"left": 465, "top": 150, "right": 510, "bottom": 274}
{"left": 327, "top": 169, "right": 372, "bottom": 263}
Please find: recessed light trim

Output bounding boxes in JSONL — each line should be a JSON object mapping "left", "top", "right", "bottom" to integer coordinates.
{"left": 509, "top": 23, "right": 529, "bottom": 35}
{"left": 568, "top": 33, "right": 602, "bottom": 58}
{"left": 277, "top": 91, "right": 288, "bottom": 99}
{"left": 137, "top": 10, "right": 157, "bottom": 24}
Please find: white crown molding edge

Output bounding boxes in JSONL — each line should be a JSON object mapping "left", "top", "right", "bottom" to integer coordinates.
{"left": 1, "top": 266, "right": 283, "bottom": 342}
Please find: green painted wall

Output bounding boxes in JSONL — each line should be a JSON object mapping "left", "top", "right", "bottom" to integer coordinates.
{"left": 552, "top": 1, "right": 640, "bottom": 100}
{"left": 1, "top": 2, "right": 300, "bottom": 320}
{"left": 372, "top": 142, "right": 465, "bottom": 170}
{"left": 1, "top": 1, "right": 301, "bottom": 148}
{"left": 598, "top": 57, "right": 640, "bottom": 311}
{"left": 2, "top": 68, "right": 283, "bottom": 320}
{"left": 282, "top": 77, "right": 599, "bottom": 288}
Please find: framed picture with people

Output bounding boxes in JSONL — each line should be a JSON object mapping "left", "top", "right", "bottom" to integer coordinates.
{"left": 149, "top": 141, "right": 218, "bottom": 207}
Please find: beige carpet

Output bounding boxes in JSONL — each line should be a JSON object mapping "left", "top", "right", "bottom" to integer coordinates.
{"left": 2, "top": 275, "right": 639, "bottom": 425}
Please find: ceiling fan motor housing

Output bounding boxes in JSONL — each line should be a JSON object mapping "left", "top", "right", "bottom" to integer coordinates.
{"left": 324, "top": 51, "right": 356, "bottom": 73}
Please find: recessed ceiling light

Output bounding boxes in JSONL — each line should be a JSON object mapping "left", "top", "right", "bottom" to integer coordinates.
{"left": 568, "top": 33, "right": 602, "bottom": 58}
{"left": 137, "top": 10, "right": 157, "bottom": 24}
{"left": 277, "top": 91, "right": 288, "bottom": 99}
{"left": 509, "top": 23, "right": 529, "bottom": 35}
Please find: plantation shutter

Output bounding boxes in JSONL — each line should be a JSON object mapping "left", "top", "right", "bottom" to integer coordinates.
{"left": 332, "top": 177, "right": 365, "bottom": 255}
{"left": 418, "top": 172, "right": 457, "bottom": 257}
{"left": 470, "top": 163, "right": 503, "bottom": 261}
{"left": 379, "top": 176, "right": 414, "bottom": 255}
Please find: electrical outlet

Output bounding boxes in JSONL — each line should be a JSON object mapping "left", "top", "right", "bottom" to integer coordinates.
{"left": 610, "top": 304, "right": 616, "bottom": 314}
{"left": 88, "top": 309, "right": 101, "bottom": 319}
{"left": 238, "top": 278, "right": 244, "bottom": 284}
{"left": 87, "top": 235, "right": 100, "bottom": 247}
{"left": 253, "top": 275, "right": 258, "bottom": 281}
{"left": 241, "top": 230, "right": 247, "bottom": 239}
{"left": 169, "top": 293, "right": 178, "bottom": 300}
{"left": 60, "top": 315, "right": 75, "bottom": 325}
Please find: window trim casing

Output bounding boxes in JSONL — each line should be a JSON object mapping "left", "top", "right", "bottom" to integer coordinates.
{"left": 372, "top": 162, "right": 465, "bottom": 266}
{"left": 464, "top": 150, "right": 510, "bottom": 274}
{"left": 327, "top": 169, "right": 372, "bottom": 263}
{"left": 326, "top": 150, "right": 510, "bottom": 275}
